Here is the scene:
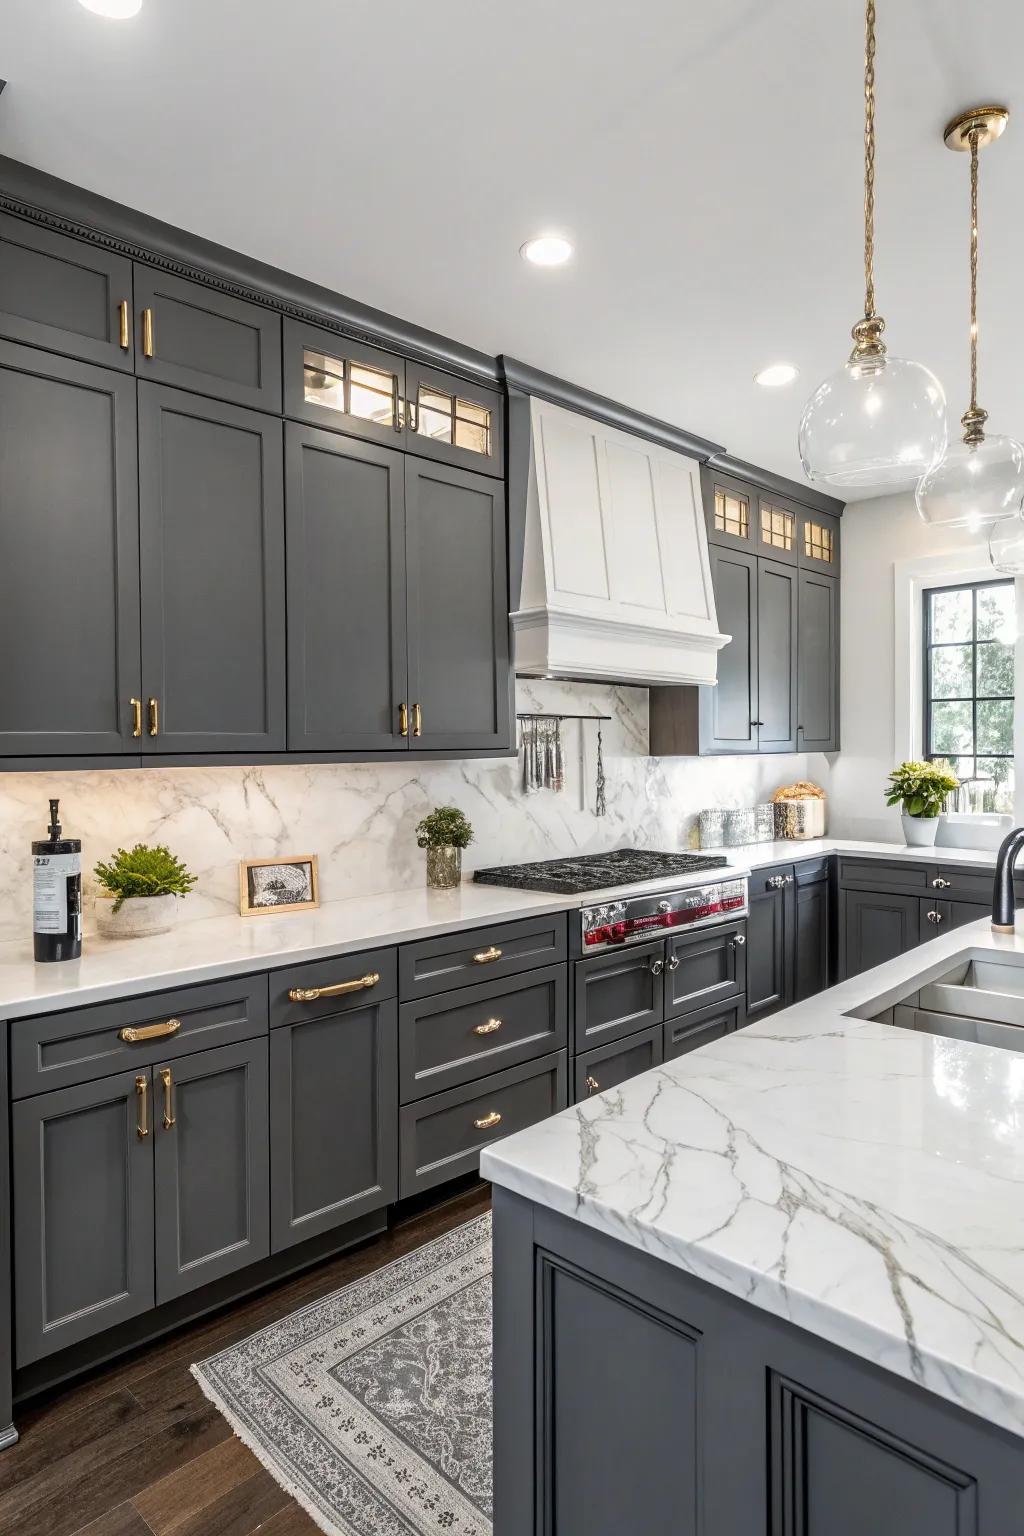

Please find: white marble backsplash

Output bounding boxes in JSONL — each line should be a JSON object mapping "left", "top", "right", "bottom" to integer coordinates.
{"left": 0, "top": 680, "right": 821, "bottom": 941}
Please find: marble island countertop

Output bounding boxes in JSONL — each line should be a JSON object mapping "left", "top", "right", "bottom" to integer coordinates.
{"left": 482, "top": 915, "right": 1024, "bottom": 1439}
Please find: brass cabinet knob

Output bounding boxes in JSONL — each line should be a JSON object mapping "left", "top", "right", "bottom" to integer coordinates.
{"left": 121, "top": 1017, "right": 181, "bottom": 1043}
{"left": 474, "top": 1110, "right": 502, "bottom": 1131}
{"left": 474, "top": 1018, "right": 502, "bottom": 1036}
{"left": 473, "top": 946, "right": 502, "bottom": 964}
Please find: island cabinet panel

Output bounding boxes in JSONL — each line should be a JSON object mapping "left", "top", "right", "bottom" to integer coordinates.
{"left": 0, "top": 211, "right": 135, "bottom": 369}
{"left": 573, "top": 1022, "right": 663, "bottom": 1103}
{"left": 840, "top": 889, "right": 921, "bottom": 979}
{"left": 0, "top": 341, "right": 141, "bottom": 757}
{"left": 746, "top": 866, "right": 794, "bottom": 1021}
{"left": 13, "top": 1071, "right": 154, "bottom": 1365}
{"left": 153, "top": 1039, "right": 269, "bottom": 1303}
{"left": 573, "top": 939, "right": 665, "bottom": 1053}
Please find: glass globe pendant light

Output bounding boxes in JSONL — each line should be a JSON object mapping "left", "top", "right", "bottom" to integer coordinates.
{"left": 917, "top": 107, "right": 1024, "bottom": 533}
{"left": 798, "top": 0, "right": 947, "bottom": 491}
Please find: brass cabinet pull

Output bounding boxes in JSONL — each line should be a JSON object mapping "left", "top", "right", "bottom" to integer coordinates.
{"left": 473, "top": 946, "right": 502, "bottom": 965}
{"left": 148, "top": 697, "right": 159, "bottom": 736}
{"left": 130, "top": 697, "right": 142, "bottom": 738}
{"left": 585, "top": 1075, "right": 600, "bottom": 1095}
{"left": 121, "top": 1017, "right": 182, "bottom": 1043}
{"left": 118, "top": 299, "right": 130, "bottom": 350}
{"left": 136, "top": 1074, "right": 149, "bottom": 1139}
{"left": 474, "top": 1110, "right": 502, "bottom": 1130}
{"left": 288, "top": 971, "right": 380, "bottom": 1003}
{"left": 474, "top": 1018, "right": 502, "bottom": 1036}
{"left": 160, "top": 1066, "right": 175, "bottom": 1129}
{"left": 399, "top": 702, "right": 409, "bottom": 737}
{"left": 932, "top": 877, "right": 952, "bottom": 889}
{"left": 142, "top": 306, "right": 155, "bottom": 358}
{"left": 412, "top": 703, "right": 422, "bottom": 738}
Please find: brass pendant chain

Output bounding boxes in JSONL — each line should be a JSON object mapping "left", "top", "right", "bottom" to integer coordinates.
{"left": 962, "top": 127, "right": 988, "bottom": 444}
{"left": 850, "top": 0, "right": 886, "bottom": 361}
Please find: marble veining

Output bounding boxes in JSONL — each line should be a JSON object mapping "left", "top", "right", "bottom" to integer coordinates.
{"left": 483, "top": 921, "right": 1024, "bottom": 1440}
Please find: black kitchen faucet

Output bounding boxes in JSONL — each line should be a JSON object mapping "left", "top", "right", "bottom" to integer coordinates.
{"left": 991, "top": 827, "right": 1024, "bottom": 931}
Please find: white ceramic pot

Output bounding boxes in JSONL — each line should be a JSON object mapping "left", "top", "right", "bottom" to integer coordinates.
{"left": 95, "top": 892, "right": 179, "bottom": 939}
{"left": 902, "top": 813, "right": 939, "bottom": 849}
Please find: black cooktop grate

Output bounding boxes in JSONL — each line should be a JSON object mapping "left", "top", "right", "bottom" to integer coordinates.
{"left": 472, "top": 848, "right": 730, "bottom": 895}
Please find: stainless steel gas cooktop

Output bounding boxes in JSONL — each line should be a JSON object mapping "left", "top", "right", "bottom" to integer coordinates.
{"left": 472, "top": 848, "right": 730, "bottom": 896}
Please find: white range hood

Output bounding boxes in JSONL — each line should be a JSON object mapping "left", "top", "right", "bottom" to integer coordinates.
{"left": 512, "top": 397, "right": 728, "bottom": 686}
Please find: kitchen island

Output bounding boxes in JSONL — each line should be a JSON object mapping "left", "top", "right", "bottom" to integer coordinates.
{"left": 483, "top": 915, "right": 1024, "bottom": 1535}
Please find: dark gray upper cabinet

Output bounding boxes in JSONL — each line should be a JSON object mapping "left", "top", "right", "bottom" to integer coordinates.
{"left": 134, "top": 265, "right": 282, "bottom": 412}
{"left": 285, "top": 424, "right": 409, "bottom": 752}
{"left": 406, "top": 458, "right": 511, "bottom": 752}
{"left": 153, "top": 1038, "right": 270, "bottom": 1304}
{"left": 797, "top": 507, "right": 841, "bottom": 574}
{"left": 0, "top": 341, "right": 141, "bottom": 757}
{"left": 138, "top": 383, "right": 286, "bottom": 754}
{"left": 798, "top": 571, "right": 840, "bottom": 753}
{"left": 405, "top": 362, "right": 504, "bottom": 478}
{"left": 756, "top": 558, "right": 798, "bottom": 752}
{"left": 283, "top": 317, "right": 406, "bottom": 447}
{"left": 746, "top": 866, "right": 794, "bottom": 1021}
{"left": 0, "top": 211, "right": 134, "bottom": 369}
{"left": 697, "top": 546, "right": 759, "bottom": 753}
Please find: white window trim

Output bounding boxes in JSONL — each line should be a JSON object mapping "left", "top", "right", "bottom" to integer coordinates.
{"left": 893, "top": 550, "right": 1022, "bottom": 821}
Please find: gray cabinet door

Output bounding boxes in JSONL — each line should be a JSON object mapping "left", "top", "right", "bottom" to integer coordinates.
{"left": 405, "top": 363, "right": 505, "bottom": 479}
{"left": 794, "top": 862, "right": 831, "bottom": 1001}
{"left": 13, "top": 1069, "right": 154, "bottom": 1365}
{"left": 0, "top": 341, "right": 141, "bottom": 757}
{"left": 746, "top": 867, "right": 794, "bottom": 1021}
{"left": 0, "top": 211, "right": 134, "bottom": 369}
{"left": 798, "top": 571, "right": 839, "bottom": 753}
{"left": 269, "top": 996, "right": 398, "bottom": 1253}
{"left": 138, "top": 383, "right": 285, "bottom": 753}
{"left": 153, "top": 1038, "right": 269, "bottom": 1303}
{"left": 283, "top": 317, "right": 406, "bottom": 446}
{"left": 756, "top": 558, "right": 798, "bottom": 752}
{"left": 841, "top": 889, "right": 921, "bottom": 979}
{"left": 665, "top": 997, "right": 742, "bottom": 1060}
{"left": 134, "top": 265, "right": 282, "bottom": 412}
{"left": 285, "top": 424, "right": 409, "bottom": 752}
{"left": 574, "top": 1023, "right": 663, "bottom": 1103}
{"left": 405, "top": 458, "right": 512, "bottom": 752}
{"left": 574, "top": 940, "right": 665, "bottom": 1053}
{"left": 699, "top": 547, "right": 758, "bottom": 753}
{"left": 665, "top": 920, "right": 746, "bottom": 1018}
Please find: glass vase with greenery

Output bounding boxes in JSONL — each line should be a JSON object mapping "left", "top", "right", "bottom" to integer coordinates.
{"left": 415, "top": 806, "right": 474, "bottom": 890}
{"left": 884, "top": 761, "right": 959, "bottom": 848}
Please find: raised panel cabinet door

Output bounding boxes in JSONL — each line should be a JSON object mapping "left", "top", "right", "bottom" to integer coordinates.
{"left": 0, "top": 341, "right": 141, "bottom": 756}
{"left": 153, "top": 1039, "right": 269, "bottom": 1303}
{"left": 746, "top": 867, "right": 794, "bottom": 1021}
{"left": 13, "top": 1070, "right": 154, "bottom": 1365}
{"left": 794, "top": 866, "right": 831, "bottom": 1001}
{"left": 405, "top": 459, "right": 512, "bottom": 752}
{"left": 798, "top": 571, "right": 839, "bottom": 753}
{"left": 269, "top": 996, "right": 398, "bottom": 1253}
{"left": 840, "top": 889, "right": 921, "bottom": 980}
{"left": 574, "top": 1022, "right": 664, "bottom": 1103}
{"left": 405, "top": 363, "right": 505, "bottom": 478}
{"left": 0, "top": 211, "right": 134, "bottom": 369}
{"left": 574, "top": 940, "right": 665, "bottom": 1053}
{"left": 698, "top": 546, "right": 759, "bottom": 753}
{"left": 285, "top": 424, "right": 409, "bottom": 752}
{"left": 757, "top": 558, "right": 798, "bottom": 752}
{"left": 134, "top": 265, "right": 282, "bottom": 411}
{"left": 665, "top": 920, "right": 746, "bottom": 1018}
{"left": 138, "top": 383, "right": 286, "bottom": 753}
{"left": 282, "top": 317, "right": 406, "bottom": 446}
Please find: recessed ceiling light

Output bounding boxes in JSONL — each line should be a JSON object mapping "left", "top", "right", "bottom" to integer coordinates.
{"left": 754, "top": 363, "right": 799, "bottom": 388}
{"left": 78, "top": 0, "right": 142, "bottom": 16}
{"left": 520, "top": 235, "right": 573, "bottom": 267}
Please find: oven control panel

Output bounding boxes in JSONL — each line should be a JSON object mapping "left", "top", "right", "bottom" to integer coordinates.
{"left": 580, "top": 879, "right": 748, "bottom": 950}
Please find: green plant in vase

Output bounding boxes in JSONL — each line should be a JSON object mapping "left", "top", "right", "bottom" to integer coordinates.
{"left": 416, "top": 806, "right": 474, "bottom": 890}
{"left": 94, "top": 843, "right": 198, "bottom": 937}
{"left": 884, "top": 761, "right": 959, "bottom": 848}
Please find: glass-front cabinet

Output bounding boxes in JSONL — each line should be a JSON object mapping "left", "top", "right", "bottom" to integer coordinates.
{"left": 703, "top": 465, "right": 840, "bottom": 574}
{"left": 404, "top": 362, "right": 503, "bottom": 476}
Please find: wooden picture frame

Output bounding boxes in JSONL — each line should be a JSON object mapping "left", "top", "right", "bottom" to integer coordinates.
{"left": 239, "top": 855, "right": 320, "bottom": 916}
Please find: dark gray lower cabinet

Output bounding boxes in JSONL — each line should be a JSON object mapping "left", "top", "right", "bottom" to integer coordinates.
{"left": 665, "top": 920, "right": 746, "bottom": 1018}
{"left": 746, "top": 867, "right": 793, "bottom": 1021}
{"left": 13, "top": 1070, "right": 154, "bottom": 1365}
{"left": 153, "top": 1040, "right": 269, "bottom": 1303}
{"left": 573, "top": 1024, "right": 663, "bottom": 1103}
{"left": 574, "top": 940, "right": 665, "bottom": 1053}
{"left": 794, "top": 860, "right": 831, "bottom": 1001}
{"left": 664, "top": 998, "right": 743, "bottom": 1060}
{"left": 841, "top": 890, "right": 921, "bottom": 980}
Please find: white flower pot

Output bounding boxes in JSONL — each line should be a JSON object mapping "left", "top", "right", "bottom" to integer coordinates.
{"left": 95, "top": 892, "right": 180, "bottom": 939}
{"left": 902, "top": 813, "right": 939, "bottom": 848}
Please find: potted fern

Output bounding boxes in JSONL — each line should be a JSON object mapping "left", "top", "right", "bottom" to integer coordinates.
{"left": 415, "top": 806, "right": 474, "bottom": 889}
{"left": 885, "top": 761, "right": 960, "bottom": 848}
{"left": 94, "top": 844, "right": 198, "bottom": 938}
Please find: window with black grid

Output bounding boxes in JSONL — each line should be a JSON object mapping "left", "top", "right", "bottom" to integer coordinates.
{"left": 924, "top": 579, "right": 1015, "bottom": 813}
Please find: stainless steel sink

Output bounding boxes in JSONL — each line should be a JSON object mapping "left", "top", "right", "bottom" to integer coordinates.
{"left": 854, "top": 949, "right": 1024, "bottom": 1055}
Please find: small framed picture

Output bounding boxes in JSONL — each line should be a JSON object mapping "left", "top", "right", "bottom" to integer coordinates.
{"left": 239, "top": 855, "right": 319, "bottom": 916}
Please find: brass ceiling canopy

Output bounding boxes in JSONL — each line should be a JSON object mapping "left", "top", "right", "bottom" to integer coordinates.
{"left": 943, "top": 105, "right": 1009, "bottom": 152}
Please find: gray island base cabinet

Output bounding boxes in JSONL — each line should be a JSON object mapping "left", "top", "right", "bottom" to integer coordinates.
{"left": 492, "top": 1189, "right": 1023, "bottom": 1535}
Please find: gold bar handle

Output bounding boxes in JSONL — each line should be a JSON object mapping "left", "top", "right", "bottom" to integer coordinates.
{"left": 412, "top": 703, "right": 422, "bottom": 738}
{"left": 398, "top": 702, "right": 409, "bottom": 738}
{"left": 474, "top": 1110, "right": 502, "bottom": 1130}
{"left": 473, "top": 946, "right": 502, "bottom": 965}
{"left": 289, "top": 972, "right": 380, "bottom": 1003}
{"left": 136, "top": 1074, "right": 149, "bottom": 1139}
{"left": 160, "top": 1067, "right": 175, "bottom": 1130}
{"left": 474, "top": 1018, "right": 502, "bottom": 1036}
{"left": 118, "top": 299, "right": 130, "bottom": 351}
{"left": 142, "top": 306, "right": 155, "bottom": 359}
{"left": 148, "top": 697, "right": 159, "bottom": 737}
{"left": 121, "top": 1017, "right": 182, "bottom": 1044}
{"left": 130, "top": 697, "right": 142, "bottom": 738}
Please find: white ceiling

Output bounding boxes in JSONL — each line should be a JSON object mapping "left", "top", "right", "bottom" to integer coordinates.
{"left": 2, "top": 0, "right": 1022, "bottom": 491}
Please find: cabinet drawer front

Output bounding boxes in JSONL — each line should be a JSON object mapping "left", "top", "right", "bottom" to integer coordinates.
{"left": 399, "top": 965, "right": 567, "bottom": 1102}
{"left": 929, "top": 866, "right": 996, "bottom": 904}
{"left": 574, "top": 1023, "right": 663, "bottom": 1104}
{"left": 399, "top": 1050, "right": 566, "bottom": 1197}
{"left": 270, "top": 947, "right": 397, "bottom": 1028}
{"left": 399, "top": 914, "right": 567, "bottom": 999}
{"left": 665, "top": 921, "right": 746, "bottom": 1019}
{"left": 0, "top": 212, "right": 134, "bottom": 369}
{"left": 11, "top": 975, "right": 269, "bottom": 1098}
{"left": 837, "top": 859, "right": 931, "bottom": 895}
{"left": 664, "top": 999, "right": 742, "bottom": 1061}
{"left": 134, "top": 266, "right": 282, "bottom": 411}
{"left": 574, "top": 940, "right": 665, "bottom": 1052}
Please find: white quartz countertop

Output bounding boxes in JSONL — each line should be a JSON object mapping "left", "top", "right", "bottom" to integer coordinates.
{"left": 0, "top": 836, "right": 1004, "bottom": 1020}
{"left": 483, "top": 916, "right": 1024, "bottom": 1441}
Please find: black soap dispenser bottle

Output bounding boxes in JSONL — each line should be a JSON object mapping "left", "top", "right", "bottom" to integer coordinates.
{"left": 32, "top": 799, "right": 83, "bottom": 962}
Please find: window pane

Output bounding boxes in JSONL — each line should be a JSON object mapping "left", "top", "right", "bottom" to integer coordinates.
{"left": 930, "top": 644, "right": 972, "bottom": 700}
{"left": 932, "top": 754, "right": 974, "bottom": 782}
{"left": 760, "top": 505, "right": 794, "bottom": 551}
{"left": 976, "top": 756, "right": 1015, "bottom": 813}
{"left": 929, "top": 588, "right": 973, "bottom": 643}
{"left": 454, "top": 416, "right": 490, "bottom": 454}
{"left": 930, "top": 700, "right": 973, "bottom": 755}
{"left": 303, "top": 349, "right": 345, "bottom": 412}
{"left": 977, "top": 640, "right": 1014, "bottom": 697}
{"left": 976, "top": 583, "right": 1015, "bottom": 642}
{"left": 977, "top": 697, "right": 1013, "bottom": 755}
{"left": 803, "top": 521, "right": 834, "bottom": 562}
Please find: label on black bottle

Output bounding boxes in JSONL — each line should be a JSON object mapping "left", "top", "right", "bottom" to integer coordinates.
{"left": 33, "top": 852, "right": 81, "bottom": 933}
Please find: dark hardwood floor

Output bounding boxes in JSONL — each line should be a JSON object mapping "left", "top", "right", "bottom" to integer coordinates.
{"left": 0, "top": 1183, "right": 491, "bottom": 1536}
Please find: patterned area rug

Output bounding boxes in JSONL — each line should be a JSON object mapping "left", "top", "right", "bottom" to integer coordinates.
{"left": 193, "top": 1214, "right": 493, "bottom": 1536}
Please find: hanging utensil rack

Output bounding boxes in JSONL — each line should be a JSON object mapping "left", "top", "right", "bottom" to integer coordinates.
{"left": 516, "top": 714, "right": 611, "bottom": 816}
